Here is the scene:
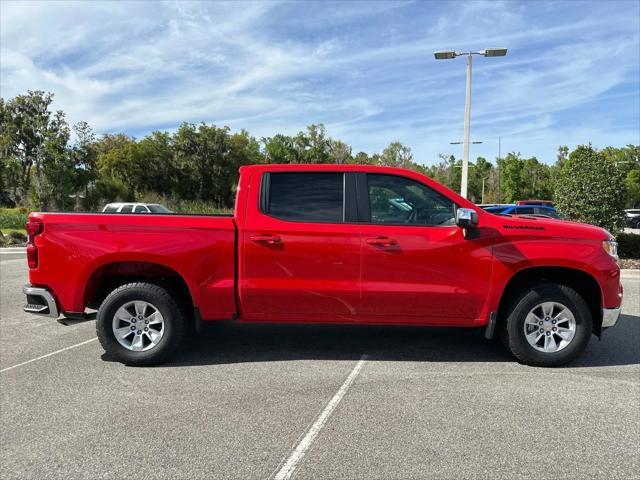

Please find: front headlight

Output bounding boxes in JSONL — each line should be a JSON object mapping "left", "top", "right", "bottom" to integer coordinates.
{"left": 602, "top": 239, "right": 618, "bottom": 259}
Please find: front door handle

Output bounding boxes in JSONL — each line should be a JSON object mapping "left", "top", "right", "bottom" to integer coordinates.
{"left": 366, "top": 236, "right": 397, "bottom": 247}
{"left": 250, "top": 234, "right": 282, "bottom": 245}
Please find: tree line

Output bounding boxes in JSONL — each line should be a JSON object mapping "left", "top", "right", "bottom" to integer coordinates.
{"left": 1, "top": 91, "right": 638, "bottom": 231}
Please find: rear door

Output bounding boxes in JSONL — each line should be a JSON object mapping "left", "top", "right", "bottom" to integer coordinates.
{"left": 240, "top": 171, "right": 361, "bottom": 321}
{"left": 358, "top": 172, "right": 493, "bottom": 324}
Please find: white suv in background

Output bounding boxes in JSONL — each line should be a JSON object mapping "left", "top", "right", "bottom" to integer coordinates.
{"left": 102, "top": 203, "right": 172, "bottom": 214}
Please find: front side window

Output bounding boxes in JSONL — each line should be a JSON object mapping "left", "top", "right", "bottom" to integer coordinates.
{"left": 367, "top": 174, "right": 455, "bottom": 226}
{"left": 134, "top": 205, "right": 150, "bottom": 213}
{"left": 265, "top": 172, "right": 344, "bottom": 223}
{"left": 103, "top": 205, "right": 119, "bottom": 213}
{"left": 120, "top": 205, "right": 134, "bottom": 213}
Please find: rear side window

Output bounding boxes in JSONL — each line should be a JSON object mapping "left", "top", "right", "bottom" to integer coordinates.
{"left": 120, "top": 205, "right": 134, "bottom": 213}
{"left": 264, "top": 172, "right": 344, "bottom": 223}
{"left": 134, "top": 205, "right": 150, "bottom": 213}
{"left": 103, "top": 205, "right": 119, "bottom": 213}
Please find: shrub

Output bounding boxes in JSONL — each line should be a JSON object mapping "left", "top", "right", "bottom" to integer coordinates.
{"left": 554, "top": 145, "right": 627, "bottom": 234}
{"left": 7, "top": 231, "right": 27, "bottom": 245}
{"left": 0, "top": 207, "right": 29, "bottom": 230}
{"left": 617, "top": 233, "right": 640, "bottom": 259}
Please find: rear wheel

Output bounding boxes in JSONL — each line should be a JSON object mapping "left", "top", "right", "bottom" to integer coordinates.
{"left": 96, "top": 282, "right": 185, "bottom": 366}
{"left": 502, "top": 282, "right": 592, "bottom": 367}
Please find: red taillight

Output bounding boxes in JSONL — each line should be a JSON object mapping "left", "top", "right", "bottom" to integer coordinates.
{"left": 25, "top": 220, "right": 43, "bottom": 269}
{"left": 26, "top": 220, "right": 43, "bottom": 237}
{"left": 27, "top": 244, "right": 38, "bottom": 269}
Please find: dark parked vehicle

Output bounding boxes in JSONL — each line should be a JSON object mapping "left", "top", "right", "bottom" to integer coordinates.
{"left": 516, "top": 200, "right": 554, "bottom": 207}
{"left": 485, "top": 204, "right": 561, "bottom": 219}
{"left": 624, "top": 209, "right": 640, "bottom": 228}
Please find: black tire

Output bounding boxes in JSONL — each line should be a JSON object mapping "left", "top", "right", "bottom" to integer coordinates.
{"left": 96, "top": 282, "right": 185, "bottom": 366}
{"left": 502, "top": 282, "right": 592, "bottom": 367}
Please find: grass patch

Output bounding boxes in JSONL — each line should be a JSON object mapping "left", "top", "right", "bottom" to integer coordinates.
{"left": 1, "top": 228, "right": 26, "bottom": 235}
{"left": 0, "top": 208, "right": 28, "bottom": 230}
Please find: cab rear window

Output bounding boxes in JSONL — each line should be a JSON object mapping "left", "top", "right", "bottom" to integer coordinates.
{"left": 263, "top": 172, "right": 344, "bottom": 223}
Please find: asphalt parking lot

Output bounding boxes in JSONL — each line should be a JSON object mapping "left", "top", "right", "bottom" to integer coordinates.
{"left": 1, "top": 250, "right": 639, "bottom": 480}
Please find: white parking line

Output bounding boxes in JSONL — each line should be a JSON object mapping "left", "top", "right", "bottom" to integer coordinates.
{"left": 273, "top": 354, "right": 368, "bottom": 480}
{"left": 0, "top": 338, "right": 98, "bottom": 373}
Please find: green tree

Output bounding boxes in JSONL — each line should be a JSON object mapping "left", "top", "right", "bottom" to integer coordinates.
{"left": 497, "top": 152, "right": 525, "bottom": 203}
{"left": 136, "top": 131, "right": 176, "bottom": 195}
{"left": 554, "top": 145, "right": 627, "bottom": 233}
{"left": 378, "top": 141, "right": 413, "bottom": 168}
{"left": 466, "top": 157, "right": 495, "bottom": 203}
{"left": 521, "top": 157, "right": 552, "bottom": 200}
{"left": 624, "top": 168, "right": 640, "bottom": 208}
{"left": 0, "top": 91, "right": 68, "bottom": 206}
{"left": 37, "top": 110, "right": 72, "bottom": 209}
{"left": 262, "top": 134, "right": 298, "bottom": 163}
{"left": 329, "top": 139, "right": 352, "bottom": 164}
{"left": 602, "top": 145, "right": 640, "bottom": 208}
{"left": 350, "top": 151, "right": 374, "bottom": 165}
{"left": 96, "top": 134, "right": 141, "bottom": 199}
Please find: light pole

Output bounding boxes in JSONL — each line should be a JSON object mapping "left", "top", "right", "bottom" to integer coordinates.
{"left": 434, "top": 48, "right": 507, "bottom": 199}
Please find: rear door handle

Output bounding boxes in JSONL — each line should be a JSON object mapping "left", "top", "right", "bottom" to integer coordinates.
{"left": 250, "top": 234, "right": 282, "bottom": 245}
{"left": 366, "top": 236, "right": 397, "bottom": 247}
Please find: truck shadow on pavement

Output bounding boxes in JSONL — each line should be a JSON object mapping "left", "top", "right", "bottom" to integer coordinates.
{"left": 151, "top": 314, "right": 640, "bottom": 368}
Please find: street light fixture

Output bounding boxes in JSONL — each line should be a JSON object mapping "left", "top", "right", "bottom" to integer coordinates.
{"left": 434, "top": 47, "right": 508, "bottom": 199}
{"left": 434, "top": 50, "right": 457, "bottom": 60}
{"left": 482, "top": 48, "right": 508, "bottom": 57}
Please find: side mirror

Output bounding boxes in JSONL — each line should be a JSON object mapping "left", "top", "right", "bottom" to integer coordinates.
{"left": 456, "top": 208, "right": 479, "bottom": 228}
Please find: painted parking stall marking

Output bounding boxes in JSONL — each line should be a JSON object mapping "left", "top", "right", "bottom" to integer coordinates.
{"left": 273, "top": 354, "right": 368, "bottom": 480}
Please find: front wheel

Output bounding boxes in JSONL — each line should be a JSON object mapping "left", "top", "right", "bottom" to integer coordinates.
{"left": 96, "top": 282, "right": 185, "bottom": 366}
{"left": 502, "top": 282, "right": 592, "bottom": 367}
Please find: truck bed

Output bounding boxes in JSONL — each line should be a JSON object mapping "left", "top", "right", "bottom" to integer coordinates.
{"left": 27, "top": 212, "right": 237, "bottom": 320}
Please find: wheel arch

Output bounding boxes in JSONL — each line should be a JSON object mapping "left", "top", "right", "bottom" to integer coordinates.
{"left": 497, "top": 266, "right": 603, "bottom": 335}
{"left": 84, "top": 261, "right": 195, "bottom": 321}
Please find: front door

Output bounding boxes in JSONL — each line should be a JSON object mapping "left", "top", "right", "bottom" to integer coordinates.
{"left": 358, "top": 173, "right": 493, "bottom": 324}
{"left": 240, "top": 171, "right": 361, "bottom": 321}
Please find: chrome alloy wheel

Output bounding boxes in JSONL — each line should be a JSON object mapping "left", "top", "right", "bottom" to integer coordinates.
{"left": 112, "top": 301, "right": 165, "bottom": 352}
{"left": 523, "top": 301, "right": 576, "bottom": 353}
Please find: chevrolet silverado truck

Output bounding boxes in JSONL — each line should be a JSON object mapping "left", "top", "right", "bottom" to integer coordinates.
{"left": 23, "top": 164, "right": 623, "bottom": 366}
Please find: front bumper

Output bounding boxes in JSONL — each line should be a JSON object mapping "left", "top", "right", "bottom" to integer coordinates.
{"left": 602, "top": 307, "right": 622, "bottom": 328}
{"left": 23, "top": 285, "right": 59, "bottom": 318}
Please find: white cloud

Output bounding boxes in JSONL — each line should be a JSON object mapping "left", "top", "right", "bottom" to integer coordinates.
{"left": 1, "top": 0, "right": 638, "bottom": 164}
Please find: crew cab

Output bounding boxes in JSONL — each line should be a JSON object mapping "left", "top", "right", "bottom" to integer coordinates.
{"left": 23, "top": 164, "right": 623, "bottom": 366}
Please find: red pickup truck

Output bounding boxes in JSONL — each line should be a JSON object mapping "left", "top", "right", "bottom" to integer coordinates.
{"left": 23, "top": 164, "right": 623, "bottom": 366}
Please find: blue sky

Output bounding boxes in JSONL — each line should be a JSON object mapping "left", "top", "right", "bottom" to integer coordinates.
{"left": 1, "top": 0, "right": 639, "bottom": 165}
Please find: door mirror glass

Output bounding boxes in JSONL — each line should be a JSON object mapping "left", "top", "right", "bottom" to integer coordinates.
{"left": 456, "top": 208, "right": 479, "bottom": 228}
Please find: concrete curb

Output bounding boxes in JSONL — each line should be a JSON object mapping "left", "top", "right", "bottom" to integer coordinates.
{"left": 0, "top": 247, "right": 27, "bottom": 254}
{"left": 621, "top": 269, "right": 639, "bottom": 279}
